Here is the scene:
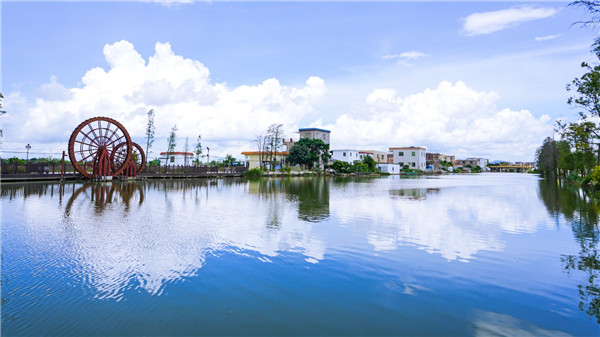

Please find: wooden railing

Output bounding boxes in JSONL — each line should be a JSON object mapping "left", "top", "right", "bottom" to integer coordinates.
{"left": 1, "top": 160, "right": 247, "bottom": 179}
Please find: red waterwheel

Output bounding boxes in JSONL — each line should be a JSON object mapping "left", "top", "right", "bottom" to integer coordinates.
{"left": 68, "top": 117, "right": 132, "bottom": 179}
{"left": 111, "top": 142, "right": 146, "bottom": 177}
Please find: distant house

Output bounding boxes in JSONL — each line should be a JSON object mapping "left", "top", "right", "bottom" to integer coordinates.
{"left": 330, "top": 149, "right": 360, "bottom": 163}
{"left": 359, "top": 150, "right": 388, "bottom": 163}
{"left": 426, "top": 152, "right": 445, "bottom": 171}
{"left": 241, "top": 151, "right": 289, "bottom": 170}
{"left": 377, "top": 163, "right": 401, "bottom": 174}
{"left": 298, "top": 127, "right": 331, "bottom": 145}
{"left": 456, "top": 158, "right": 488, "bottom": 169}
{"left": 159, "top": 152, "right": 194, "bottom": 166}
{"left": 389, "top": 146, "right": 427, "bottom": 170}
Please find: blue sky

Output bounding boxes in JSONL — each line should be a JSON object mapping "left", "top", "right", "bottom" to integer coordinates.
{"left": 1, "top": 1, "right": 596, "bottom": 161}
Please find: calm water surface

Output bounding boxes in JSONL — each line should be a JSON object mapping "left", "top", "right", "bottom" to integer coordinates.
{"left": 1, "top": 174, "right": 599, "bottom": 336}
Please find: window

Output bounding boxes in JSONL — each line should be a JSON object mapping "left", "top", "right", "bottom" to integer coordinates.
{"left": 343, "top": 152, "right": 346, "bottom": 156}
{"left": 412, "top": 152, "right": 416, "bottom": 156}
{"left": 399, "top": 151, "right": 404, "bottom": 156}
{"left": 399, "top": 162, "right": 404, "bottom": 166}
{"left": 170, "top": 156, "right": 175, "bottom": 163}
{"left": 412, "top": 162, "right": 415, "bottom": 167}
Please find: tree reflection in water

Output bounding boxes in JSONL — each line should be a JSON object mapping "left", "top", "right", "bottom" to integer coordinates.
{"left": 247, "top": 177, "right": 330, "bottom": 223}
{"left": 539, "top": 180, "right": 600, "bottom": 323}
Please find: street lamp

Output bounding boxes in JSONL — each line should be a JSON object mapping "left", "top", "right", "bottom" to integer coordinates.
{"left": 25, "top": 144, "right": 31, "bottom": 161}
{"left": 207, "top": 147, "right": 210, "bottom": 165}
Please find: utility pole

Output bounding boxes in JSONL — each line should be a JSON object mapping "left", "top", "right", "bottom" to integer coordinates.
{"left": 25, "top": 144, "right": 31, "bottom": 161}
{"left": 207, "top": 147, "right": 210, "bottom": 165}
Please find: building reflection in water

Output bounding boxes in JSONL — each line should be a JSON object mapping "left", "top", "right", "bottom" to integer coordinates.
{"left": 538, "top": 180, "right": 600, "bottom": 323}
{"left": 389, "top": 188, "right": 439, "bottom": 200}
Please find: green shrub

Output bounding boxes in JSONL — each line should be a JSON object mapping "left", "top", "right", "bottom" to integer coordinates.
{"left": 280, "top": 166, "right": 292, "bottom": 174}
{"left": 244, "top": 168, "right": 263, "bottom": 178}
{"left": 584, "top": 166, "right": 600, "bottom": 191}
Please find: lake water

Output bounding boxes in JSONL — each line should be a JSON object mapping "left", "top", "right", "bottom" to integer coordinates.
{"left": 1, "top": 174, "right": 599, "bottom": 336}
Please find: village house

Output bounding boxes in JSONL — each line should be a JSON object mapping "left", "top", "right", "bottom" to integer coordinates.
{"left": 241, "top": 151, "right": 289, "bottom": 170}
{"left": 426, "top": 152, "right": 445, "bottom": 171}
{"left": 159, "top": 152, "right": 195, "bottom": 166}
{"left": 298, "top": 127, "right": 331, "bottom": 144}
{"left": 389, "top": 146, "right": 427, "bottom": 170}
{"left": 455, "top": 158, "right": 489, "bottom": 169}
{"left": 377, "top": 163, "right": 402, "bottom": 174}
{"left": 359, "top": 150, "right": 388, "bottom": 163}
{"left": 330, "top": 149, "right": 360, "bottom": 163}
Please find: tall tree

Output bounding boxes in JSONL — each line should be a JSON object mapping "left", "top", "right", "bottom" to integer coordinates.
{"left": 166, "top": 124, "right": 177, "bottom": 164}
{"left": 184, "top": 137, "right": 189, "bottom": 166}
{"left": 0, "top": 93, "right": 6, "bottom": 142}
{"left": 287, "top": 138, "right": 330, "bottom": 170}
{"left": 254, "top": 134, "right": 265, "bottom": 169}
{"left": 287, "top": 141, "right": 312, "bottom": 169}
{"left": 567, "top": 61, "right": 600, "bottom": 119}
{"left": 267, "top": 123, "right": 283, "bottom": 169}
{"left": 536, "top": 137, "right": 558, "bottom": 178}
{"left": 145, "top": 109, "right": 155, "bottom": 158}
{"left": 194, "top": 134, "right": 202, "bottom": 166}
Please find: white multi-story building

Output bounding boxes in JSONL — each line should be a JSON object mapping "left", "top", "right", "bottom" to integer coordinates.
{"left": 389, "top": 146, "right": 427, "bottom": 170}
{"left": 298, "top": 127, "right": 331, "bottom": 144}
{"left": 330, "top": 149, "right": 360, "bottom": 163}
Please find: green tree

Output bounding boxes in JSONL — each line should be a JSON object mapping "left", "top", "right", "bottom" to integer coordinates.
{"left": 145, "top": 109, "right": 155, "bottom": 158}
{"left": 536, "top": 137, "right": 558, "bottom": 178}
{"left": 361, "top": 155, "right": 377, "bottom": 172}
{"left": 557, "top": 121, "right": 599, "bottom": 175}
{"left": 223, "top": 154, "right": 236, "bottom": 167}
{"left": 557, "top": 140, "right": 574, "bottom": 176}
{"left": 194, "top": 134, "right": 202, "bottom": 166}
{"left": 267, "top": 123, "right": 283, "bottom": 170}
{"left": 287, "top": 138, "right": 330, "bottom": 170}
{"left": 287, "top": 141, "right": 312, "bottom": 169}
{"left": 166, "top": 124, "right": 177, "bottom": 164}
{"left": 331, "top": 160, "right": 352, "bottom": 173}
{"left": 567, "top": 60, "right": 600, "bottom": 119}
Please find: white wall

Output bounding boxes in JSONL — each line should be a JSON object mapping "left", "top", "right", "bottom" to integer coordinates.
{"left": 160, "top": 154, "right": 193, "bottom": 166}
{"left": 390, "top": 148, "right": 426, "bottom": 170}
{"left": 331, "top": 150, "right": 360, "bottom": 163}
{"left": 377, "top": 163, "right": 401, "bottom": 174}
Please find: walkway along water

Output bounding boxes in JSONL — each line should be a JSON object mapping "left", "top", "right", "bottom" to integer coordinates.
{"left": 0, "top": 160, "right": 247, "bottom": 182}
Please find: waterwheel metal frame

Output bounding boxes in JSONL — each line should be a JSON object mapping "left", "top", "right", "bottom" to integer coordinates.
{"left": 68, "top": 116, "right": 133, "bottom": 179}
{"left": 111, "top": 141, "right": 146, "bottom": 177}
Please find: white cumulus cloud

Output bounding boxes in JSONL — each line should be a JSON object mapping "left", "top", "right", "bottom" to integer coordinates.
{"left": 463, "top": 6, "right": 559, "bottom": 36}
{"left": 6, "top": 40, "right": 326, "bottom": 159}
{"left": 325, "top": 81, "right": 552, "bottom": 161}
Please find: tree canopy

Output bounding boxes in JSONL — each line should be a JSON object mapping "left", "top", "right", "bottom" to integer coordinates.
{"left": 287, "top": 138, "right": 330, "bottom": 169}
